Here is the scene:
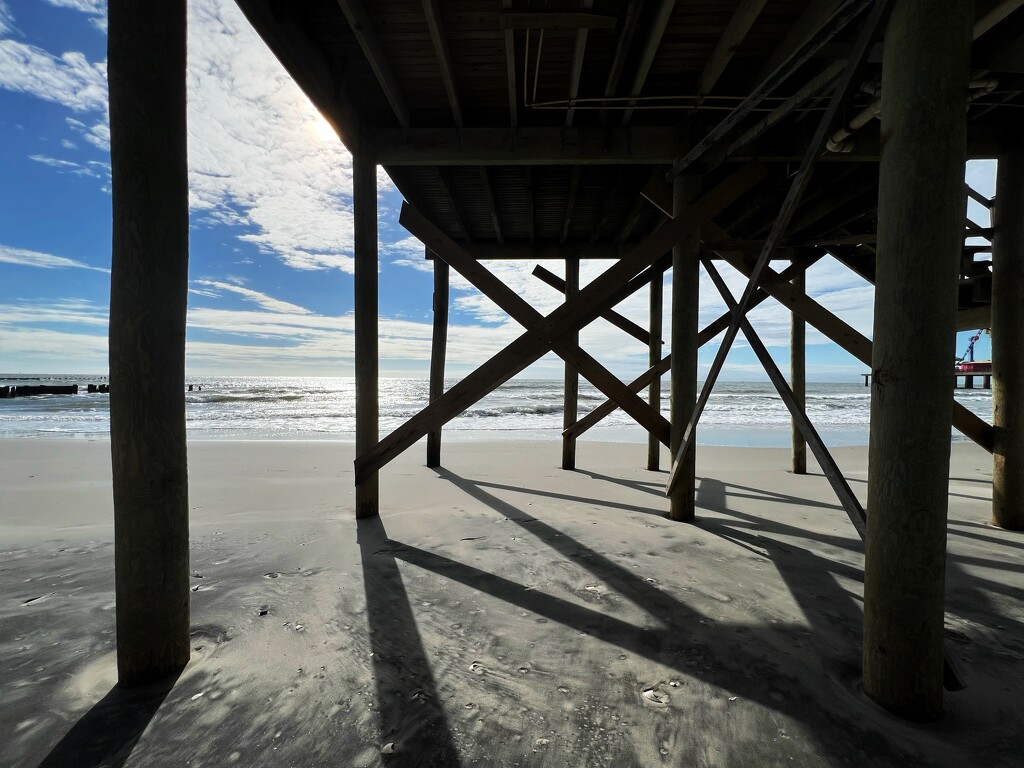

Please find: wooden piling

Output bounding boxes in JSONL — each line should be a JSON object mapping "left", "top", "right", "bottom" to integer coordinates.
{"left": 992, "top": 152, "right": 1024, "bottom": 530}
{"left": 647, "top": 267, "right": 664, "bottom": 471}
{"left": 791, "top": 270, "right": 807, "bottom": 474}
{"left": 562, "top": 257, "right": 580, "bottom": 470}
{"left": 354, "top": 152, "right": 379, "bottom": 518}
{"left": 426, "top": 251, "right": 449, "bottom": 468}
{"left": 863, "top": 0, "right": 972, "bottom": 721}
{"left": 669, "top": 174, "right": 700, "bottom": 521}
{"left": 108, "top": 0, "right": 190, "bottom": 686}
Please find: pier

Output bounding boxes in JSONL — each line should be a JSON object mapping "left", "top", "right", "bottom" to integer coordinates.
{"left": 100, "top": 0, "right": 1024, "bottom": 737}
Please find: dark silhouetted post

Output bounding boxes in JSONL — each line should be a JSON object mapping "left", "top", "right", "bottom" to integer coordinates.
{"left": 354, "top": 153, "right": 379, "bottom": 517}
{"left": 863, "top": 0, "right": 972, "bottom": 721}
{"left": 669, "top": 175, "right": 699, "bottom": 520}
{"left": 992, "top": 152, "right": 1024, "bottom": 530}
{"left": 108, "top": 0, "right": 190, "bottom": 686}
{"left": 427, "top": 250, "right": 449, "bottom": 468}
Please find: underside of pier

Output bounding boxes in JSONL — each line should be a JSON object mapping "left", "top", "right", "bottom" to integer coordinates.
{"left": 105, "top": 0, "right": 1024, "bottom": 742}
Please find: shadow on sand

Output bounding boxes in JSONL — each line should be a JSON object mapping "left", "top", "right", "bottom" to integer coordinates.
{"left": 37, "top": 672, "right": 179, "bottom": 768}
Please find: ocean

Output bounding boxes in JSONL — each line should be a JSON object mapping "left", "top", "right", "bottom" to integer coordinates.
{"left": 0, "top": 374, "right": 994, "bottom": 448}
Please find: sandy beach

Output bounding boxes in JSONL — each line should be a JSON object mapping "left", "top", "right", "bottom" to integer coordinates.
{"left": 2, "top": 437, "right": 1022, "bottom": 767}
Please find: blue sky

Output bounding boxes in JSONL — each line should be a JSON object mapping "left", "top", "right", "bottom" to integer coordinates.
{"left": 0, "top": 0, "right": 994, "bottom": 381}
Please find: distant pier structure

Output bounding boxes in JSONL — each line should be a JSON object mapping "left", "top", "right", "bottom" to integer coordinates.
{"left": 108, "top": 0, "right": 1024, "bottom": 724}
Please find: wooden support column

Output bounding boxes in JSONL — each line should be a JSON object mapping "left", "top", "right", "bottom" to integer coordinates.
{"left": 354, "top": 153, "right": 379, "bottom": 518}
{"left": 647, "top": 267, "right": 664, "bottom": 471}
{"left": 791, "top": 270, "right": 807, "bottom": 474}
{"left": 669, "top": 175, "right": 700, "bottom": 520}
{"left": 992, "top": 152, "right": 1024, "bottom": 530}
{"left": 108, "top": 0, "right": 190, "bottom": 686}
{"left": 427, "top": 250, "right": 448, "bottom": 468}
{"left": 562, "top": 258, "right": 580, "bottom": 469}
{"left": 863, "top": 0, "right": 973, "bottom": 722}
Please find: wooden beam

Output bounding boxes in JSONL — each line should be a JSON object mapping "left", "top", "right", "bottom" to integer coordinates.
{"left": 965, "top": 182, "right": 993, "bottom": 209}
{"left": 401, "top": 203, "right": 671, "bottom": 447}
{"left": 974, "top": 0, "right": 1024, "bottom": 38}
{"left": 756, "top": 0, "right": 844, "bottom": 83}
{"left": 565, "top": 257, "right": 820, "bottom": 440}
{"left": 533, "top": 265, "right": 655, "bottom": 345}
{"left": 670, "top": 0, "right": 873, "bottom": 178}
{"left": 500, "top": 12, "right": 617, "bottom": 30}
{"left": 336, "top": 0, "right": 410, "bottom": 128}
{"left": 566, "top": 0, "right": 594, "bottom": 127}
{"left": 421, "top": 0, "right": 463, "bottom": 129}
{"left": 992, "top": 152, "right": 1024, "bottom": 529}
{"left": 669, "top": 0, "right": 893, "bottom": 493}
{"left": 460, "top": 241, "right": 622, "bottom": 260}
{"left": 648, "top": 266, "right": 664, "bottom": 471}
{"left": 354, "top": 153, "right": 379, "bottom": 517}
{"left": 375, "top": 126, "right": 688, "bottom": 165}
{"left": 601, "top": 0, "right": 643, "bottom": 125}
{"left": 791, "top": 269, "right": 807, "bottom": 474}
{"left": 699, "top": 0, "right": 768, "bottom": 97}
{"left": 354, "top": 163, "right": 766, "bottom": 483}
{"left": 108, "top": 0, "right": 190, "bottom": 687}
{"left": 622, "top": 0, "right": 675, "bottom": 125}
{"left": 563, "top": 258, "right": 581, "bottom": 469}
{"left": 503, "top": 0, "right": 517, "bottom": 128}
{"left": 479, "top": 167, "right": 504, "bottom": 244}
{"left": 426, "top": 252, "right": 448, "bottom": 468}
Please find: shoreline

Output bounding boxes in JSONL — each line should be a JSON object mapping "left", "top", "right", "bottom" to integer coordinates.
{"left": 3, "top": 437, "right": 1020, "bottom": 767}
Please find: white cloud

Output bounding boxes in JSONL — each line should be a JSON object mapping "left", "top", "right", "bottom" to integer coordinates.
{"left": 28, "top": 153, "right": 109, "bottom": 179}
{"left": 192, "top": 279, "right": 312, "bottom": 315}
{"left": 184, "top": 0, "right": 371, "bottom": 274}
{"left": 41, "top": 0, "right": 105, "bottom": 13}
{"left": 38, "top": 2, "right": 108, "bottom": 33}
{"left": 0, "top": 1, "right": 16, "bottom": 36}
{"left": 0, "top": 243, "right": 109, "bottom": 272}
{"left": 0, "top": 39, "right": 106, "bottom": 111}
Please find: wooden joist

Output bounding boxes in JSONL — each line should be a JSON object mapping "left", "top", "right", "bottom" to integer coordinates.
{"left": 335, "top": 0, "right": 410, "bottom": 128}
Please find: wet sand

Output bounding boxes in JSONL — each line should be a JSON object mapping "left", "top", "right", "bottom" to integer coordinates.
{"left": 2, "top": 438, "right": 1022, "bottom": 767}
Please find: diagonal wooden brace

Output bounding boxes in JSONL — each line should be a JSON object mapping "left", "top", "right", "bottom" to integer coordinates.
{"left": 532, "top": 265, "right": 658, "bottom": 347}
{"left": 702, "top": 257, "right": 867, "bottom": 536}
{"left": 400, "top": 202, "right": 671, "bottom": 447}
{"left": 702, "top": 255, "right": 966, "bottom": 691}
{"left": 703, "top": 223, "right": 994, "bottom": 453}
{"left": 565, "top": 255, "right": 822, "bottom": 440}
{"left": 354, "top": 162, "right": 766, "bottom": 485}
{"left": 669, "top": 0, "right": 895, "bottom": 490}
